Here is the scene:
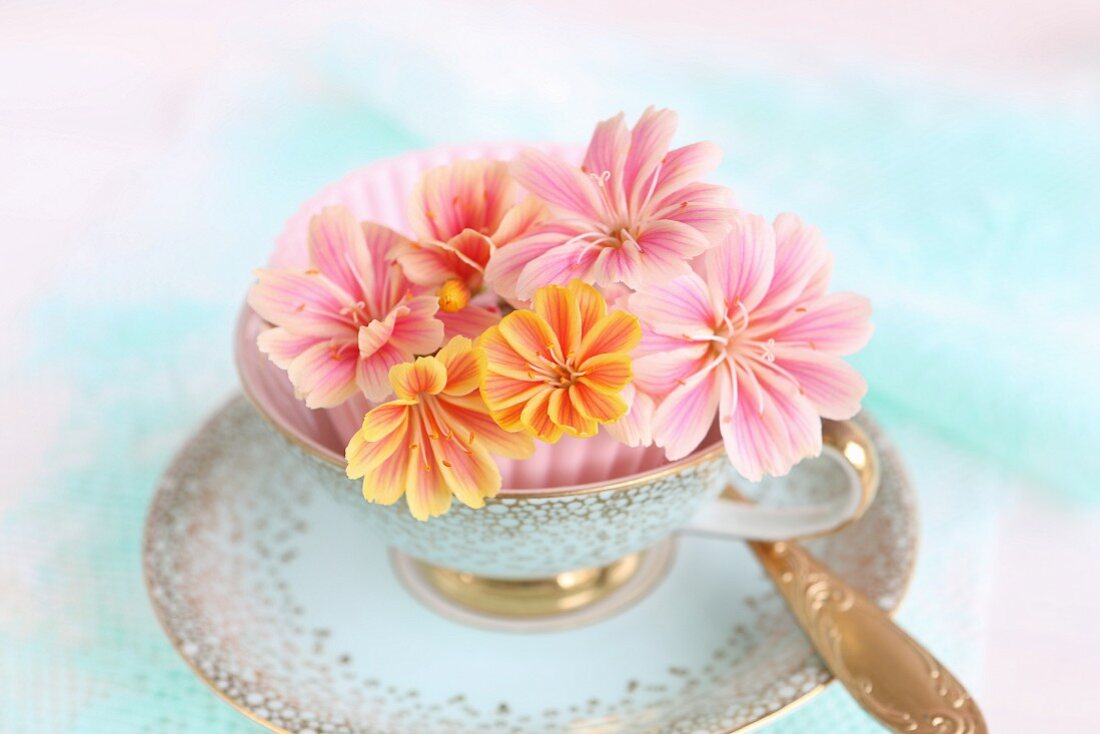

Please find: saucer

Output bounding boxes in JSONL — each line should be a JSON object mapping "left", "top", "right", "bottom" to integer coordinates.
{"left": 143, "top": 397, "right": 917, "bottom": 733}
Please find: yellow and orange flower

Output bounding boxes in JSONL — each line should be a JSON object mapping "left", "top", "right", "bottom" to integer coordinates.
{"left": 478, "top": 280, "right": 641, "bottom": 442}
{"left": 345, "top": 336, "right": 534, "bottom": 521}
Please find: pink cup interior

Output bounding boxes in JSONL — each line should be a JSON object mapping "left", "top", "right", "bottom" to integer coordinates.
{"left": 235, "top": 142, "right": 722, "bottom": 491}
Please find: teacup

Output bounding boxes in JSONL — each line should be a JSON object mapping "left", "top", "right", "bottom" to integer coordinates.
{"left": 235, "top": 144, "right": 879, "bottom": 621}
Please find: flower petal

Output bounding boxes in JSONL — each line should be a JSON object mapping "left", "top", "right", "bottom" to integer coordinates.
{"left": 703, "top": 212, "right": 776, "bottom": 313}
{"left": 624, "top": 106, "right": 677, "bottom": 214}
{"left": 548, "top": 387, "right": 599, "bottom": 437}
{"left": 649, "top": 142, "right": 722, "bottom": 205}
{"left": 569, "top": 279, "right": 607, "bottom": 333}
{"left": 391, "top": 241, "right": 458, "bottom": 288}
{"left": 654, "top": 182, "right": 737, "bottom": 243}
{"left": 632, "top": 344, "right": 710, "bottom": 396}
{"left": 408, "top": 159, "right": 514, "bottom": 243}
{"left": 582, "top": 112, "right": 629, "bottom": 213}
{"left": 360, "top": 222, "right": 412, "bottom": 314}
{"left": 577, "top": 353, "right": 632, "bottom": 394}
{"left": 358, "top": 435, "right": 412, "bottom": 506}
{"left": 346, "top": 404, "right": 409, "bottom": 476}
{"left": 479, "top": 325, "right": 535, "bottom": 381}
{"left": 390, "top": 356, "right": 447, "bottom": 401}
{"left": 588, "top": 241, "right": 643, "bottom": 289}
{"left": 628, "top": 272, "right": 717, "bottom": 334}
{"left": 754, "top": 213, "right": 831, "bottom": 317}
{"left": 491, "top": 194, "right": 549, "bottom": 246}
{"left": 534, "top": 283, "right": 581, "bottom": 359}
{"left": 438, "top": 303, "right": 501, "bottom": 340}
{"left": 520, "top": 388, "right": 564, "bottom": 443}
{"left": 632, "top": 219, "right": 709, "bottom": 283}
{"left": 404, "top": 434, "right": 453, "bottom": 521}
{"left": 498, "top": 309, "right": 558, "bottom": 366}
{"left": 435, "top": 436, "right": 501, "bottom": 509}
{"left": 436, "top": 393, "right": 535, "bottom": 460}
{"left": 653, "top": 366, "right": 721, "bottom": 460}
{"left": 286, "top": 340, "right": 359, "bottom": 409}
{"left": 356, "top": 343, "right": 405, "bottom": 403}
{"left": 481, "top": 373, "right": 544, "bottom": 423}
{"left": 602, "top": 384, "right": 655, "bottom": 447}
{"left": 388, "top": 296, "right": 445, "bottom": 356}
{"left": 720, "top": 363, "right": 821, "bottom": 481}
{"left": 772, "top": 347, "right": 867, "bottom": 420}
{"left": 248, "top": 269, "right": 348, "bottom": 336}
{"left": 568, "top": 381, "right": 627, "bottom": 424}
{"left": 768, "top": 293, "right": 873, "bottom": 355}
{"left": 436, "top": 336, "right": 484, "bottom": 396}
{"left": 511, "top": 148, "right": 603, "bottom": 221}
{"left": 308, "top": 206, "right": 368, "bottom": 297}
{"left": 576, "top": 310, "right": 641, "bottom": 364}
{"left": 515, "top": 235, "right": 600, "bottom": 299}
{"left": 256, "top": 327, "right": 324, "bottom": 370}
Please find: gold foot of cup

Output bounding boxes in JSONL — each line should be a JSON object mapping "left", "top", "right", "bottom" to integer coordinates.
{"left": 391, "top": 539, "right": 676, "bottom": 632}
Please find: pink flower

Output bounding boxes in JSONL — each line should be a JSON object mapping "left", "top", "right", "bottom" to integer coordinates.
{"left": 486, "top": 107, "right": 736, "bottom": 300}
{"left": 248, "top": 206, "right": 445, "bottom": 407}
{"left": 629, "top": 213, "right": 872, "bottom": 480}
{"left": 393, "top": 160, "right": 547, "bottom": 337}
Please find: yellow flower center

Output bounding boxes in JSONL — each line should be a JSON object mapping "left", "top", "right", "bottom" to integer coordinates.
{"left": 437, "top": 278, "right": 471, "bottom": 313}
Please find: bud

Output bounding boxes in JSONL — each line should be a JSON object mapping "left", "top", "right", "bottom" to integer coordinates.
{"left": 437, "top": 278, "right": 471, "bottom": 313}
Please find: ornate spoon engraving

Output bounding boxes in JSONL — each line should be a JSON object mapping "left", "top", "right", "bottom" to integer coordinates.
{"left": 741, "top": 511, "right": 988, "bottom": 733}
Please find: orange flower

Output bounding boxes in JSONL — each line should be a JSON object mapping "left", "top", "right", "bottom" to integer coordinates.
{"left": 479, "top": 280, "right": 641, "bottom": 442}
{"left": 345, "top": 336, "right": 533, "bottom": 521}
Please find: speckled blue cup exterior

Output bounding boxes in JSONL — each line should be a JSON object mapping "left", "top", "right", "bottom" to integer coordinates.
{"left": 289, "top": 433, "right": 730, "bottom": 580}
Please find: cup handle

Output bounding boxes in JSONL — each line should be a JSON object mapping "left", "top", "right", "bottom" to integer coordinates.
{"left": 681, "top": 419, "right": 881, "bottom": 542}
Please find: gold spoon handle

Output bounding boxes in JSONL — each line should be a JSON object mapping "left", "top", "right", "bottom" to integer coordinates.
{"left": 748, "top": 536, "right": 987, "bottom": 733}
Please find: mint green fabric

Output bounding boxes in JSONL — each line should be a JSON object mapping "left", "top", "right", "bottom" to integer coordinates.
{"left": 3, "top": 12, "right": 1093, "bottom": 734}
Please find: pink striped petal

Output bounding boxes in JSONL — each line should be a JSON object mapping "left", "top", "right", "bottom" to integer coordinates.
{"left": 408, "top": 159, "right": 514, "bottom": 243}
{"left": 582, "top": 112, "right": 629, "bottom": 213}
{"left": 248, "top": 269, "right": 349, "bottom": 337}
{"left": 360, "top": 222, "right": 412, "bottom": 314}
{"left": 632, "top": 344, "right": 709, "bottom": 398}
{"left": 703, "top": 212, "right": 776, "bottom": 313}
{"left": 286, "top": 340, "right": 360, "bottom": 409}
{"left": 355, "top": 342, "right": 406, "bottom": 403}
{"left": 438, "top": 303, "right": 502, "bottom": 340}
{"left": 624, "top": 106, "right": 677, "bottom": 213}
{"left": 356, "top": 317, "right": 403, "bottom": 402}
{"left": 629, "top": 273, "right": 719, "bottom": 334}
{"left": 484, "top": 223, "right": 579, "bottom": 301}
{"left": 653, "top": 366, "right": 721, "bottom": 460}
{"left": 515, "top": 237, "right": 599, "bottom": 299}
{"left": 719, "top": 363, "right": 820, "bottom": 481}
{"left": 256, "top": 327, "right": 324, "bottom": 369}
{"left": 511, "top": 148, "right": 603, "bottom": 221}
{"left": 754, "top": 213, "right": 831, "bottom": 317}
{"left": 588, "top": 241, "right": 643, "bottom": 289}
{"left": 491, "top": 195, "right": 549, "bottom": 246}
{"left": 769, "top": 293, "right": 873, "bottom": 355}
{"left": 648, "top": 141, "right": 722, "bottom": 205}
{"left": 308, "top": 206, "right": 368, "bottom": 298}
{"left": 772, "top": 347, "right": 867, "bottom": 420}
{"left": 388, "top": 296, "right": 445, "bottom": 356}
{"left": 391, "top": 241, "right": 457, "bottom": 288}
{"left": 654, "top": 182, "right": 737, "bottom": 243}
{"left": 602, "top": 383, "right": 655, "bottom": 448}
{"left": 632, "top": 219, "right": 710, "bottom": 283}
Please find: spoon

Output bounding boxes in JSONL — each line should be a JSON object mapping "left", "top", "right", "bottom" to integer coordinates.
{"left": 723, "top": 425, "right": 987, "bottom": 732}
